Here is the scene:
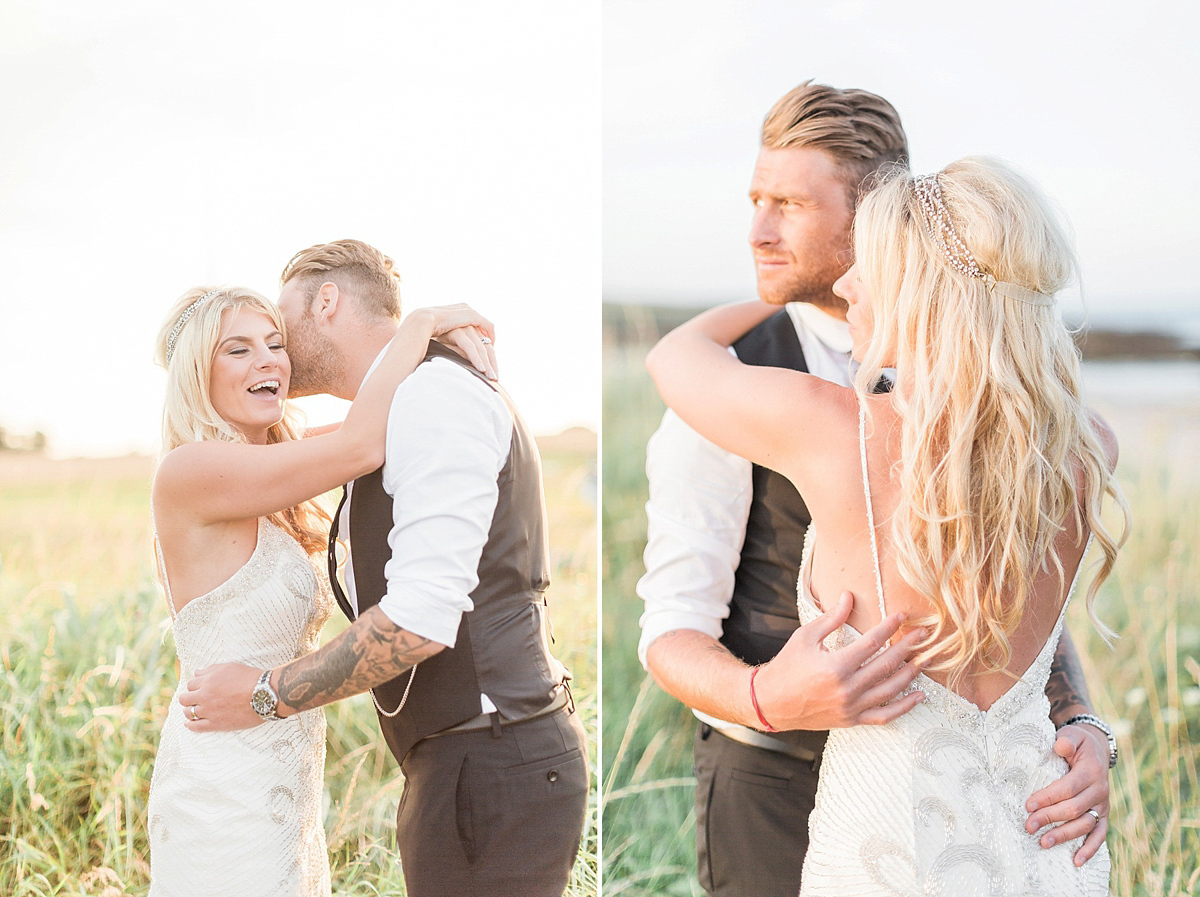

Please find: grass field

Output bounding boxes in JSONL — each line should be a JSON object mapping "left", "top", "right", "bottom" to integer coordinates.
{"left": 601, "top": 325, "right": 1200, "bottom": 897}
{"left": 0, "top": 430, "right": 598, "bottom": 896}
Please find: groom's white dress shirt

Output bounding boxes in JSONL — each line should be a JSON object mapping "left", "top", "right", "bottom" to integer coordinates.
{"left": 336, "top": 347, "right": 513, "bottom": 713}
{"left": 636, "top": 302, "right": 854, "bottom": 733}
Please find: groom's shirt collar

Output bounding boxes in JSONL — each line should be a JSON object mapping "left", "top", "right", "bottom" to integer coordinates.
{"left": 780, "top": 301, "right": 855, "bottom": 386}
{"left": 785, "top": 301, "right": 852, "bottom": 355}
{"left": 783, "top": 301, "right": 894, "bottom": 388}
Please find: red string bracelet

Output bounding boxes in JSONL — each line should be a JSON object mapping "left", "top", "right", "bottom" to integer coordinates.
{"left": 749, "top": 666, "right": 778, "bottom": 733}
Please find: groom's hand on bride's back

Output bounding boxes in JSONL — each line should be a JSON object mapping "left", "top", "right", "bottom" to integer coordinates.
{"left": 752, "top": 592, "right": 927, "bottom": 731}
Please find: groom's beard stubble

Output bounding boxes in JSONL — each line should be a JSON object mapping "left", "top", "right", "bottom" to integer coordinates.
{"left": 755, "top": 230, "right": 852, "bottom": 315}
{"left": 756, "top": 256, "right": 850, "bottom": 315}
{"left": 286, "top": 315, "right": 346, "bottom": 398}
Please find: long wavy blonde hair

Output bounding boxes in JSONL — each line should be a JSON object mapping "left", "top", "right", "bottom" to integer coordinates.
{"left": 851, "top": 157, "right": 1130, "bottom": 684}
{"left": 154, "top": 286, "right": 330, "bottom": 555}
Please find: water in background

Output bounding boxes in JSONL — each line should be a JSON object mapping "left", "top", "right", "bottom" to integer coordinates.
{"left": 1064, "top": 297, "right": 1200, "bottom": 351}
{"left": 1082, "top": 359, "right": 1200, "bottom": 405}
{"left": 1081, "top": 358, "right": 1200, "bottom": 481}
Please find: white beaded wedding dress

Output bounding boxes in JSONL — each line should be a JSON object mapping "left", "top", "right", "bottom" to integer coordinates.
{"left": 147, "top": 519, "right": 334, "bottom": 896}
{"left": 796, "top": 406, "right": 1109, "bottom": 896}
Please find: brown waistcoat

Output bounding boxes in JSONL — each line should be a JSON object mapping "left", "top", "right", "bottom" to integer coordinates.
{"left": 332, "top": 341, "right": 567, "bottom": 763}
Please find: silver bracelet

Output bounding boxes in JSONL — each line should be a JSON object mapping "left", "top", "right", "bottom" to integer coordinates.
{"left": 1059, "top": 713, "right": 1117, "bottom": 768}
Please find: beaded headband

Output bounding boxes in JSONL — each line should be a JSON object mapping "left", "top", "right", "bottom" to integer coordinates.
{"left": 165, "top": 289, "right": 222, "bottom": 365}
{"left": 911, "top": 174, "right": 1054, "bottom": 307}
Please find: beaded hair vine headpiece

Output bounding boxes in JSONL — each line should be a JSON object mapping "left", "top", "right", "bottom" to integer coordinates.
{"left": 911, "top": 174, "right": 1054, "bottom": 307}
{"left": 165, "top": 289, "right": 222, "bottom": 365}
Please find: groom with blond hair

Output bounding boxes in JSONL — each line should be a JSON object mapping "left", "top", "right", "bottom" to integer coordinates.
{"left": 638, "top": 81, "right": 1116, "bottom": 896}
{"left": 187, "top": 239, "right": 588, "bottom": 897}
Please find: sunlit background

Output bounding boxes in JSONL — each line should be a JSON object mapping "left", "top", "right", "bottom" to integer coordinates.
{"left": 1, "top": 2, "right": 600, "bottom": 457}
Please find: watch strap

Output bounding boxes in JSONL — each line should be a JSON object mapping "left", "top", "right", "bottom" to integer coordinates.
{"left": 1060, "top": 713, "right": 1117, "bottom": 768}
{"left": 251, "top": 668, "right": 282, "bottom": 721}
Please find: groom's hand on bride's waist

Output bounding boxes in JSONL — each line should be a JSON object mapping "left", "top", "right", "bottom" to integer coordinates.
{"left": 751, "top": 592, "right": 927, "bottom": 731}
{"left": 1024, "top": 724, "right": 1112, "bottom": 866}
{"left": 179, "top": 662, "right": 275, "bottom": 732}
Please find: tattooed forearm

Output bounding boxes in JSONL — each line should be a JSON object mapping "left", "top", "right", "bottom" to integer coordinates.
{"left": 1045, "top": 628, "right": 1094, "bottom": 725}
{"left": 275, "top": 606, "right": 444, "bottom": 714}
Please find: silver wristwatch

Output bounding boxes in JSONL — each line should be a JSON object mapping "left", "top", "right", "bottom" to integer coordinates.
{"left": 250, "top": 669, "right": 282, "bottom": 721}
{"left": 1060, "top": 713, "right": 1117, "bottom": 768}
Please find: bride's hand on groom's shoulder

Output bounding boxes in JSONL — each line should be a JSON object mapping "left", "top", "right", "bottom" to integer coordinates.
{"left": 437, "top": 325, "right": 498, "bottom": 381}
{"left": 409, "top": 304, "right": 499, "bottom": 381}
{"left": 753, "top": 592, "right": 927, "bottom": 731}
{"left": 412, "top": 303, "right": 495, "bottom": 339}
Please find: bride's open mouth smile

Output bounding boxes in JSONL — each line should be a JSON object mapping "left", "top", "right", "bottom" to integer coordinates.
{"left": 248, "top": 379, "right": 281, "bottom": 399}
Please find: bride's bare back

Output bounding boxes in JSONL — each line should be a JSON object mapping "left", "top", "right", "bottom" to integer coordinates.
{"left": 799, "top": 392, "right": 1108, "bottom": 711}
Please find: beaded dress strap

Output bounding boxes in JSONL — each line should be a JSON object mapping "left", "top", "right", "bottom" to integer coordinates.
{"left": 858, "top": 396, "right": 887, "bottom": 623}
{"left": 151, "top": 515, "right": 178, "bottom": 621}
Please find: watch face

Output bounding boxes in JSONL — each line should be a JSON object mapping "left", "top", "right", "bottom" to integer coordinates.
{"left": 251, "top": 687, "right": 275, "bottom": 717}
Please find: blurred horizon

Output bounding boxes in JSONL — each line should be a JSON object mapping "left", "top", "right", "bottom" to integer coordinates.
{"left": 0, "top": 421, "right": 597, "bottom": 463}
{"left": 600, "top": 297, "right": 1200, "bottom": 359}
{"left": 601, "top": 292, "right": 1200, "bottom": 330}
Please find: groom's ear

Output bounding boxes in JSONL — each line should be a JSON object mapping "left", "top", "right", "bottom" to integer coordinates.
{"left": 312, "top": 281, "right": 340, "bottom": 324}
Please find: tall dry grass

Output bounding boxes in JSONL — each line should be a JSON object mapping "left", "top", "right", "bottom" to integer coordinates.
{"left": 601, "top": 317, "right": 1200, "bottom": 897}
{"left": 1, "top": 434, "right": 597, "bottom": 896}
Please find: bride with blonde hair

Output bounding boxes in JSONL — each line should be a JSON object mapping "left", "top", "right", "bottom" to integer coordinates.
{"left": 147, "top": 284, "right": 493, "bottom": 895}
{"left": 648, "top": 156, "right": 1128, "bottom": 894}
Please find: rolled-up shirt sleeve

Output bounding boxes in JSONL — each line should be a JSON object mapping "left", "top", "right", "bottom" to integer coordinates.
{"left": 376, "top": 358, "right": 512, "bottom": 648}
{"left": 636, "top": 408, "right": 753, "bottom": 668}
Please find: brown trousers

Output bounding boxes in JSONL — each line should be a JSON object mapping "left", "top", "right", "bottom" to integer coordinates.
{"left": 694, "top": 724, "right": 822, "bottom": 897}
{"left": 396, "top": 708, "right": 589, "bottom": 897}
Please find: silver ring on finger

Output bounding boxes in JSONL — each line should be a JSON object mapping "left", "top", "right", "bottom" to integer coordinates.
{"left": 189, "top": 705, "right": 199, "bottom": 721}
{"left": 1087, "top": 809, "right": 1101, "bottom": 823}
{"left": 479, "top": 336, "right": 492, "bottom": 345}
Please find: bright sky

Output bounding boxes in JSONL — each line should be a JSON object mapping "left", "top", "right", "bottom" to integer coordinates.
{"left": 6, "top": 2, "right": 1196, "bottom": 456}
{"left": 0, "top": 2, "right": 600, "bottom": 457}
{"left": 604, "top": 0, "right": 1200, "bottom": 326}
